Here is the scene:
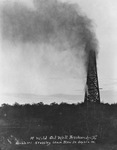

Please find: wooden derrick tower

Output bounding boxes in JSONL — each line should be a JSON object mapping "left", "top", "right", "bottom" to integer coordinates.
{"left": 84, "top": 49, "right": 100, "bottom": 103}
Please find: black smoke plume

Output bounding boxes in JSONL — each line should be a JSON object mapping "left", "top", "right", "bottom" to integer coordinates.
{"left": 0, "top": 0, "right": 98, "bottom": 79}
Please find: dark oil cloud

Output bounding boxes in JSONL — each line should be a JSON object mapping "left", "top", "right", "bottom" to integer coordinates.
{"left": 1, "top": 0, "right": 98, "bottom": 55}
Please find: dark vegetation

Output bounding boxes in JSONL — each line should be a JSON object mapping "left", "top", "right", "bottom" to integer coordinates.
{"left": 0, "top": 102, "right": 117, "bottom": 149}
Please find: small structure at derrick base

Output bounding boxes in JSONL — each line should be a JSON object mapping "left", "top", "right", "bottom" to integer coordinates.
{"left": 84, "top": 49, "right": 100, "bottom": 103}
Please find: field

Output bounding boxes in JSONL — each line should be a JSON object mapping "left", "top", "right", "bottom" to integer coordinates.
{"left": 1, "top": 144, "right": 117, "bottom": 150}
{"left": 1, "top": 102, "right": 117, "bottom": 149}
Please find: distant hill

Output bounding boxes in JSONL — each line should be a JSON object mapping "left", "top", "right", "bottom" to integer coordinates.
{"left": 0, "top": 93, "right": 83, "bottom": 105}
{"left": 0, "top": 90, "right": 117, "bottom": 105}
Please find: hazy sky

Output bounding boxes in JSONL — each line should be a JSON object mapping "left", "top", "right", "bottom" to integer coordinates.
{"left": 0, "top": 0, "right": 117, "bottom": 105}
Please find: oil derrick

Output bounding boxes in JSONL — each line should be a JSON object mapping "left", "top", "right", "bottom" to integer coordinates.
{"left": 84, "top": 48, "right": 100, "bottom": 103}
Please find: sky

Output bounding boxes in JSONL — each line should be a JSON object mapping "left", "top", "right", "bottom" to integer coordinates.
{"left": 0, "top": 0, "right": 117, "bottom": 105}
